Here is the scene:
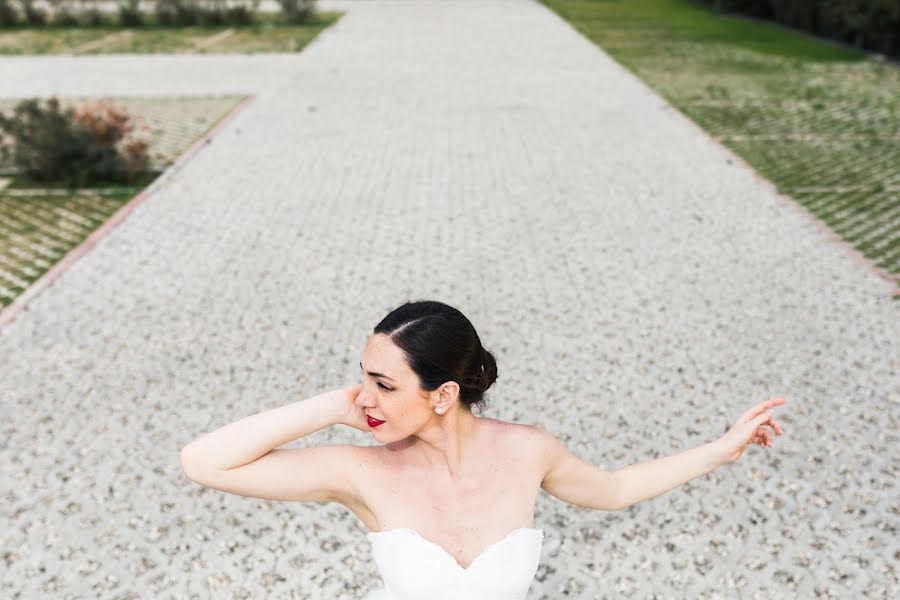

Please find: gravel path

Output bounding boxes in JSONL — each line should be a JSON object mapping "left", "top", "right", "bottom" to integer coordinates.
{"left": 1, "top": 1, "right": 898, "bottom": 599}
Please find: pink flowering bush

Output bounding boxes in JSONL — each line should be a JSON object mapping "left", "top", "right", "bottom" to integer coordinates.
{"left": 0, "top": 97, "right": 151, "bottom": 188}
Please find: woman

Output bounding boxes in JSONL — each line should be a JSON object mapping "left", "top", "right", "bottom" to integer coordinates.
{"left": 180, "top": 299, "right": 785, "bottom": 599}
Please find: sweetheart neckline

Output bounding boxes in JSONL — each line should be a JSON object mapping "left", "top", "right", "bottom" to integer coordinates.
{"left": 366, "top": 526, "right": 544, "bottom": 572}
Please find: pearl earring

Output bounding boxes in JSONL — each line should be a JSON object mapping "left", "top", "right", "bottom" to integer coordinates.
{"left": 435, "top": 406, "right": 446, "bottom": 414}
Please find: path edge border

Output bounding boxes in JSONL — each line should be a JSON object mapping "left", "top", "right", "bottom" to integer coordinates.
{"left": 0, "top": 93, "right": 256, "bottom": 331}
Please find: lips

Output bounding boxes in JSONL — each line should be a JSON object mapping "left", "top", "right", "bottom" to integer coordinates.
{"left": 367, "top": 415, "right": 386, "bottom": 428}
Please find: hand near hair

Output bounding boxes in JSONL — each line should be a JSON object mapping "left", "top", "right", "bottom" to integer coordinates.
{"left": 715, "top": 397, "right": 786, "bottom": 465}
{"left": 332, "top": 384, "right": 368, "bottom": 432}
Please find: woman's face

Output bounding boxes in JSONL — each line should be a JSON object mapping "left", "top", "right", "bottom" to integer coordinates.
{"left": 356, "top": 333, "right": 453, "bottom": 440}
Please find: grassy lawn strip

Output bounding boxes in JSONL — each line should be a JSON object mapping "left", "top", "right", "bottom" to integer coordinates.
{"left": 541, "top": 0, "right": 900, "bottom": 286}
{"left": 0, "top": 191, "right": 134, "bottom": 307}
{"left": 0, "top": 10, "right": 343, "bottom": 54}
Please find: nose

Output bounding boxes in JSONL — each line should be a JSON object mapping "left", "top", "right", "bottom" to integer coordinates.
{"left": 356, "top": 383, "right": 375, "bottom": 407}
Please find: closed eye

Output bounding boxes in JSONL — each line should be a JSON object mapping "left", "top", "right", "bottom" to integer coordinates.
{"left": 360, "top": 362, "right": 394, "bottom": 390}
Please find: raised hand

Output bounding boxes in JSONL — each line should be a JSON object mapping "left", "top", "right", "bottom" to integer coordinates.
{"left": 332, "top": 383, "right": 368, "bottom": 432}
{"left": 716, "top": 397, "right": 786, "bottom": 464}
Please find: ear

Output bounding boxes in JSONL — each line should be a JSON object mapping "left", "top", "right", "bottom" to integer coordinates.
{"left": 436, "top": 381, "right": 460, "bottom": 407}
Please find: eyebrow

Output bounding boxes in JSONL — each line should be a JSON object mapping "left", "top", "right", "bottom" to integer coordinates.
{"left": 360, "top": 361, "right": 396, "bottom": 382}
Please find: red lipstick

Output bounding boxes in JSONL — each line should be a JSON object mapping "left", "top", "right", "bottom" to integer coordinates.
{"left": 367, "top": 416, "right": 386, "bottom": 428}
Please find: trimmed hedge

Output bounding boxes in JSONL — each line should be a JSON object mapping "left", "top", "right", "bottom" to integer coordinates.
{"left": 697, "top": 0, "right": 900, "bottom": 57}
{"left": 0, "top": 0, "right": 317, "bottom": 28}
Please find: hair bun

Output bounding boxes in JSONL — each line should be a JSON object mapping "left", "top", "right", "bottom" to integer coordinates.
{"left": 479, "top": 348, "right": 498, "bottom": 392}
{"left": 374, "top": 299, "right": 497, "bottom": 414}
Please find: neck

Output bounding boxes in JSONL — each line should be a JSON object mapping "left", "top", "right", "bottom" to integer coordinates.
{"left": 412, "top": 404, "right": 481, "bottom": 479}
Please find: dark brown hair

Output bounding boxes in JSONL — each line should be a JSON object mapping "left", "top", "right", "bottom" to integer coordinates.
{"left": 373, "top": 300, "right": 498, "bottom": 415}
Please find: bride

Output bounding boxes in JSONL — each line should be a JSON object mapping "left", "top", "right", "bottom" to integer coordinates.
{"left": 180, "top": 299, "right": 785, "bottom": 599}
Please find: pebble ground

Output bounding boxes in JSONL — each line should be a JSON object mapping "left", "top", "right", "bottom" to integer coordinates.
{"left": 1, "top": 1, "right": 898, "bottom": 599}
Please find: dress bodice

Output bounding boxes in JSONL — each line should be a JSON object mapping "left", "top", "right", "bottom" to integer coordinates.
{"left": 363, "top": 527, "right": 544, "bottom": 600}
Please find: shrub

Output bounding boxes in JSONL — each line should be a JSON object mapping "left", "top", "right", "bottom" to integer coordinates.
{"left": 198, "top": 4, "right": 225, "bottom": 26}
{"left": 155, "top": 0, "right": 199, "bottom": 26}
{"left": 225, "top": 4, "right": 253, "bottom": 25}
{"left": 4, "top": 0, "right": 260, "bottom": 28}
{"left": 52, "top": 1, "right": 80, "bottom": 26}
{"left": 820, "top": 0, "right": 900, "bottom": 52}
{"left": 117, "top": 0, "right": 143, "bottom": 27}
{"left": 278, "top": 0, "right": 315, "bottom": 24}
{"left": 0, "top": 97, "right": 151, "bottom": 188}
{"left": 0, "top": 128, "right": 13, "bottom": 170}
{"left": 196, "top": 0, "right": 259, "bottom": 26}
{"left": 20, "top": 0, "right": 47, "bottom": 26}
{"left": 4, "top": 0, "right": 260, "bottom": 29}
{"left": 708, "top": 0, "right": 773, "bottom": 16}
{"left": 82, "top": 6, "right": 107, "bottom": 26}
{"left": 152, "top": 0, "right": 258, "bottom": 27}
{"left": 72, "top": 99, "right": 152, "bottom": 184}
{"left": 0, "top": 0, "right": 18, "bottom": 26}
{"left": 697, "top": 0, "right": 900, "bottom": 57}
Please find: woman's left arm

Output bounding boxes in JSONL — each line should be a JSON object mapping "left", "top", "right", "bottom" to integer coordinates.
{"left": 614, "top": 397, "right": 786, "bottom": 510}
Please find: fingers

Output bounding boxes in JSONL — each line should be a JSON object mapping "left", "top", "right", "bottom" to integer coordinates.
{"left": 738, "top": 397, "right": 785, "bottom": 424}
{"left": 760, "top": 397, "right": 786, "bottom": 412}
{"left": 750, "top": 428, "right": 772, "bottom": 448}
{"left": 756, "top": 420, "right": 781, "bottom": 447}
{"left": 758, "top": 407, "right": 784, "bottom": 436}
{"left": 749, "top": 410, "right": 778, "bottom": 448}
{"left": 754, "top": 410, "right": 783, "bottom": 436}
{"left": 753, "top": 409, "right": 773, "bottom": 425}
{"left": 740, "top": 397, "right": 786, "bottom": 427}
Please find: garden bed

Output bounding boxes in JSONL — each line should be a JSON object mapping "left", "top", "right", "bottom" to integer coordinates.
{"left": 0, "top": 94, "right": 245, "bottom": 308}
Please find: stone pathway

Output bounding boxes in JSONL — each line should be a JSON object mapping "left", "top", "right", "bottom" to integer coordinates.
{"left": 1, "top": 1, "right": 897, "bottom": 599}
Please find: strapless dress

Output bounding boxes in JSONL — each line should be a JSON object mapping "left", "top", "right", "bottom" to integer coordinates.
{"left": 362, "top": 527, "right": 544, "bottom": 600}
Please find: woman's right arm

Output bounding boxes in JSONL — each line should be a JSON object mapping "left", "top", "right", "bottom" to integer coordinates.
{"left": 178, "top": 385, "right": 371, "bottom": 505}
{"left": 180, "top": 384, "right": 362, "bottom": 475}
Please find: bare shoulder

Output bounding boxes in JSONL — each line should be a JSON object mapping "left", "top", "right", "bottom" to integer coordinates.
{"left": 482, "top": 416, "right": 553, "bottom": 441}
{"left": 479, "top": 417, "right": 557, "bottom": 464}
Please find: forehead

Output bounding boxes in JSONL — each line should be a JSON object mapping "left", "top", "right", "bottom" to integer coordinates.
{"left": 362, "top": 334, "right": 407, "bottom": 368}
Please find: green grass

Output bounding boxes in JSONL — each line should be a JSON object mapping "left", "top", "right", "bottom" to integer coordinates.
{"left": 0, "top": 191, "right": 135, "bottom": 308}
{"left": 4, "top": 169, "right": 161, "bottom": 190}
{"left": 542, "top": 0, "right": 900, "bottom": 289}
{"left": 547, "top": 0, "right": 865, "bottom": 63}
{"left": 0, "top": 10, "right": 343, "bottom": 54}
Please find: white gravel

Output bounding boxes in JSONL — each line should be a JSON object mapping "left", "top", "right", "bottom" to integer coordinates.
{"left": 1, "top": 1, "right": 898, "bottom": 599}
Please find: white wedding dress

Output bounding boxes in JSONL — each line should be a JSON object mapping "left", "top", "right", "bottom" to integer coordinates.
{"left": 363, "top": 527, "right": 544, "bottom": 600}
